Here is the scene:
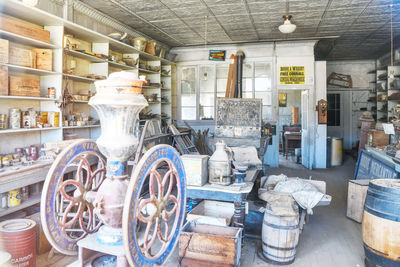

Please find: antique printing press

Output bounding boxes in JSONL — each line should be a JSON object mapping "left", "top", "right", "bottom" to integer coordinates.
{"left": 40, "top": 72, "right": 186, "bottom": 266}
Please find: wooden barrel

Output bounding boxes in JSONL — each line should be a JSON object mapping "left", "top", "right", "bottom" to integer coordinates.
{"left": 262, "top": 204, "right": 299, "bottom": 265}
{"left": 362, "top": 179, "right": 400, "bottom": 267}
{"left": 0, "top": 219, "right": 36, "bottom": 267}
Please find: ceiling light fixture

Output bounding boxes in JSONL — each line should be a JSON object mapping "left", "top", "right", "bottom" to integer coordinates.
{"left": 279, "top": 0, "right": 296, "bottom": 34}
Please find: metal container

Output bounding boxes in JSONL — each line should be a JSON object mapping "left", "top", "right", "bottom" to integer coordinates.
{"left": 21, "top": 186, "right": 29, "bottom": 201}
{"left": 0, "top": 114, "right": 7, "bottom": 129}
{"left": 0, "top": 219, "right": 37, "bottom": 267}
{"left": 0, "top": 251, "right": 12, "bottom": 267}
{"left": 8, "top": 189, "right": 21, "bottom": 207}
{"left": 30, "top": 146, "right": 38, "bottom": 160}
{"left": 181, "top": 154, "right": 208, "bottom": 186}
{"left": 48, "top": 87, "right": 56, "bottom": 99}
{"left": 145, "top": 40, "right": 156, "bottom": 55}
{"left": 131, "top": 37, "right": 147, "bottom": 52}
{"left": 158, "top": 46, "right": 166, "bottom": 58}
{"left": 9, "top": 108, "right": 21, "bottom": 129}
{"left": 208, "top": 140, "right": 232, "bottom": 185}
{"left": 330, "top": 137, "right": 343, "bottom": 166}
{"left": 0, "top": 192, "right": 7, "bottom": 210}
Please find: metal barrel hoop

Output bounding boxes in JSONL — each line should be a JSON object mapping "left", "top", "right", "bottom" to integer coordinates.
{"left": 123, "top": 144, "right": 186, "bottom": 267}
{"left": 40, "top": 139, "right": 106, "bottom": 255}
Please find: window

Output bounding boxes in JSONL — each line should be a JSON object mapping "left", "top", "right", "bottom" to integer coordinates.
{"left": 180, "top": 67, "right": 196, "bottom": 120}
{"left": 180, "top": 61, "right": 272, "bottom": 121}
{"left": 327, "top": 93, "right": 340, "bottom": 126}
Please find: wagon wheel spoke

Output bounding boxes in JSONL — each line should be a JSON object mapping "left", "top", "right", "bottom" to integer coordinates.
{"left": 166, "top": 195, "right": 179, "bottom": 217}
{"left": 57, "top": 180, "right": 82, "bottom": 202}
{"left": 137, "top": 198, "right": 157, "bottom": 223}
{"left": 149, "top": 171, "right": 163, "bottom": 201}
{"left": 142, "top": 218, "right": 159, "bottom": 257}
{"left": 90, "top": 168, "right": 106, "bottom": 191}
{"left": 60, "top": 201, "right": 82, "bottom": 232}
{"left": 158, "top": 212, "right": 169, "bottom": 243}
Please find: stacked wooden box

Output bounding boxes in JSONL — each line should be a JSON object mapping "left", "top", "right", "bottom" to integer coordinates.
{"left": 0, "top": 15, "right": 53, "bottom": 97}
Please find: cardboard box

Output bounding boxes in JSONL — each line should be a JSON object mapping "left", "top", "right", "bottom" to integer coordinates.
{"left": 32, "top": 48, "right": 52, "bottom": 71}
{"left": 0, "top": 38, "right": 9, "bottom": 63}
{"left": 181, "top": 154, "right": 208, "bottom": 186}
{"left": 179, "top": 221, "right": 242, "bottom": 267}
{"left": 187, "top": 200, "right": 234, "bottom": 226}
{"left": 9, "top": 76, "right": 40, "bottom": 97}
{"left": 9, "top": 46, "right": 36, "bottom": 68}
{"left": 0, "top": 15, "right": 50, "bottom": 43}
{"left": 367, "top": 130, "right": 390, "bottom": 147}
{"left": 0, "top": 66, "right": 8, "bottom": 95}
{"left": 347, "top": 179, "right": 370, "bottom": 223}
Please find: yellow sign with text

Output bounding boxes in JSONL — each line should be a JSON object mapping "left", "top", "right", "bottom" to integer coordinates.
{"left": 280, "top": 66, "right": 305, "bottom": 84}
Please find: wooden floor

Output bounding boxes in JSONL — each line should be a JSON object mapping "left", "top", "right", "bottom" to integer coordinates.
{"left": 38, "top": 155, "right": 364, "bottom": 267}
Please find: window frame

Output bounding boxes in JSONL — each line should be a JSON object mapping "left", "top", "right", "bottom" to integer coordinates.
{"left": 178, "top": 60, "right": 272, "bottom": 122}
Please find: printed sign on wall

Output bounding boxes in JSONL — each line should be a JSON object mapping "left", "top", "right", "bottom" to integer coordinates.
{"left": 280, "top": 66, "right": 305, "bottom": 84}
{"left": 209, "top": 50, "right": 226, "bottom": 61}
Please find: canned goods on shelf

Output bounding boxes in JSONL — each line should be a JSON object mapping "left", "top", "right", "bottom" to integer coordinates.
{"left": 48, "top": 87, "right": 56, "bottom": 99}
{"left": 9, "top": 108, "right": 21, "bottom": 129}
{"left": 8, "top": 189, "right": 21, "bottom": 208}
{"left": 0, "top": 114, "right": 7, "bottom": 129}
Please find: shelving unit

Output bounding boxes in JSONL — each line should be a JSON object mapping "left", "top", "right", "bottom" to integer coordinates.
{"left": 374, "top": 66, "right": 400, "bottom": 122}
{"left": 0, "top": 0, "right": 175, "bottom": 219}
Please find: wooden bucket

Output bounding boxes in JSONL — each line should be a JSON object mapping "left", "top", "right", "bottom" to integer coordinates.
{"left": 0, "top": 219, "right": 36, "bottom": 267}
{"left": 362, "top": 179, "right": 400, "bottom": 267}
{"left": 261, "top": 204, "right": 299, "bottom": 265}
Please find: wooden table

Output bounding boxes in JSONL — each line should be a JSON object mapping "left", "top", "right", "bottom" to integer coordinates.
{"left": 284, "top": 132, "right": 301, "bottom": 159}
{"left": 186, "top": 169, "right": 260, "bottom": 228}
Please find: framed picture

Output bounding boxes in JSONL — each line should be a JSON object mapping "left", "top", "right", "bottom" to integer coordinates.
{"left": 279, "top": 93, "right": 287, "bottom": 107}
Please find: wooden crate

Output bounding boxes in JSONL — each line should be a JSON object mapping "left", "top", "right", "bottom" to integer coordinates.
{"left": 187, "top": 200, "right": 234, "bottom": 226}
{"left": 347, "top": 179, "right": 369, "bottom": 223}
{"left": 32, "top": 48, "right": 52, "bottom": 71}
{"left": 9, "top": 76, "right": 40, "bottom": 97}
{"left": 0, "top": 66, "right": 8, "bottom": 95}
{"left": 181, "top": 154, "right": 208, "bottom": 186}
{"left": 0, "top": 15, "right": 50, "bottom": 43}
{"left": 9, "top": 46, "right": 36, "bottom": 68}
{"left": 0, "top": 38, "right": 9, "bottom": 63}
{"left": 179, "top": 221, "right": 242, "bottom": 267}
{"left": 367, "top": 130, "right": 389, "bottom": 147}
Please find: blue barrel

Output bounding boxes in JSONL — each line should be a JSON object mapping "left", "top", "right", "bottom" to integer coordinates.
{"left": 362, "top": 179, "right": 400, "bottom": 267}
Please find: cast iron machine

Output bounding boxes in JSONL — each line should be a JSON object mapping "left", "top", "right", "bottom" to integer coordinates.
{"left": 40, "top": 72, "right": 186, "bottom": 266}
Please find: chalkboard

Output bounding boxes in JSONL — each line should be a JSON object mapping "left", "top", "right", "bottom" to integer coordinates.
{"left": 216, "top": 98, "right": 262, "bottom": 128}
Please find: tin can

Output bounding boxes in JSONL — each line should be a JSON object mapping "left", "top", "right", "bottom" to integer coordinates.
{"left": 8, "top": 189, "right": 21, "bottom": 207}
{"left": 29, "top": 147, "right": 37, "bottom": 160}
{"left": 2, "top": 156, "right": 11, "bottom": 167}
{"left": 48, "top": 112, "right": 59, "bottom": 127}
{"left": 41, "top": 112, "right": 48, "bottom": 124}
{"left": 0, "top": 114, "right": 7, "bottom": 129}
{"left": 0, "top": 192, "right": 7, "bottom": 210}
{"left": 15, "top": 148, "right": 23, "bottom": 154}
{"left": 24, "top": 147, "right": 31, "bottom": 156}
{"left": 48, "top": 87, "right": 56, "bottom": 99}
{"left": 20, "top": 187, "right": 29, "bottom": 201}
{"left": 9, "top": 108, "right": 21, "bottom": 129}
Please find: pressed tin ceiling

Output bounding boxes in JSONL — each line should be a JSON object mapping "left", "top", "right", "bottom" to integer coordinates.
{"left": 79, "top": 0, "right": 400, "bottom": 60}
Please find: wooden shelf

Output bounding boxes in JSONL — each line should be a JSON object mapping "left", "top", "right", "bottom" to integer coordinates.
{"left": 162, "top": 102, "right": 171, "bottom": 104}
{"left": 139, "top": 68, "right": 160, "bottom": 75}
{"left": 0, "top": 127, "right": 60, "bottom": 134}
{"left": 0, "top": 29, "right": 58, "bottom": 49}
{"left": 161, "top": 73, "right": 171, "bottom": 77}
{"left": 63, "top": 74, "right": 95, "bottom": 83}
{"left": 0, "top": 194, "right": 41, "bottom": 217}
{"left": 108, "top": 61, "right": 137, "bottom": 70}
{"left": 63, "top": 125, "right": 100, "bottom": 129}
{"left": 161, "top": 88, "right": 171, "bottom": 91}
{"left": 143, "top": 85, "right": 161, "bottom": 89}
{"left": 71, "top": 100, "right": 89, "bottom": 103}
{"left": 0, "top": 63, "right": 60, "bottom": 76}
{"left": 64, "top": 49, "right": 106, "bottom": 63}
{"left": 0, "top": 96, "right": 56, "bottom": 101}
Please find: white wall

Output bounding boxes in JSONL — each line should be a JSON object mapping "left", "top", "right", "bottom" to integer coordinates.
{"left": 172, "top": 41, "right": 326, "bottom": 169}
{"left": 326, "top": 60, "right": 376, "bottom": 150}
{"left": 315, "top": 61, "right": 327, "bottom": 168}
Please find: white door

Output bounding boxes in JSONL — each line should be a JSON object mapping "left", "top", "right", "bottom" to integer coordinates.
{"left": 301, "top": 90, "right": 311, "bottom": 169}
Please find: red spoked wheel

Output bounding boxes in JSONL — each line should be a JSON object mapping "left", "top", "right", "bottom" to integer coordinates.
{"left": 123, "top": 145, "right": 186, "bottom": 266}
{"left": 41, "top": 140, "right": 106, "bottom": 255}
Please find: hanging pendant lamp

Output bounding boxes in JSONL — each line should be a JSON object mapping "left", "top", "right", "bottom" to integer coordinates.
{"left": 279, "top": 1, "right": 296, "bottom": 34}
